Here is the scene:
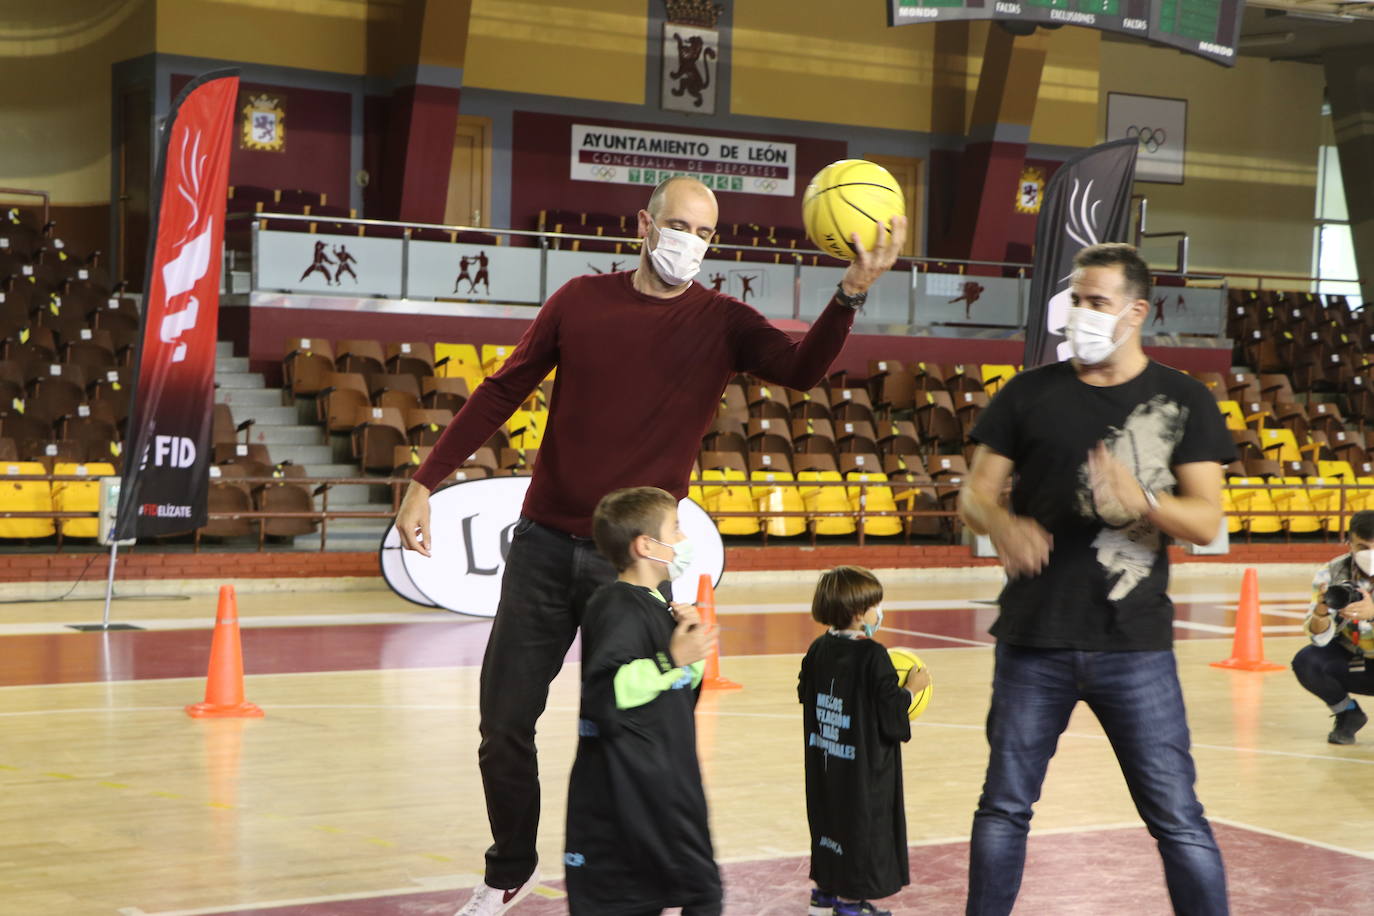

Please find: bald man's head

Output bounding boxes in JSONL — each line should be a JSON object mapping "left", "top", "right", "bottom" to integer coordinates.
{"left": 639, "top": 176, "right": 718, "bottom": 244}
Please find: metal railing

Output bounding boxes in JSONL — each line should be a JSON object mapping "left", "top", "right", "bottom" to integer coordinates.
{"left": 0, "top": 186, "right": 50, "bottom": 228}
{"left": 0, "top": 474, "right": 1367, "bottom": 553}
{"left": 235, "top": 211, "right": 1240, "bottom": 332}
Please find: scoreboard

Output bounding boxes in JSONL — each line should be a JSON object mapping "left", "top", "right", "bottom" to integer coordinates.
{"left": 888, "top": 0, "right": 1245, "bottom": 66}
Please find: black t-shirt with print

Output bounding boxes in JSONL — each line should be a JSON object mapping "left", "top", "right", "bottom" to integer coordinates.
{"left": 970, "top": 360, "right": 1235, "bottom": 651}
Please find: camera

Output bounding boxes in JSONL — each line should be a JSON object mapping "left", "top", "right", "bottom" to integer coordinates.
{"left": 1324, "top": 581, "right": 1364, "bottom": 612}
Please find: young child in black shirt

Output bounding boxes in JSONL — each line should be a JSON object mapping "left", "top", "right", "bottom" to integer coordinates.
{"left": 564, "top": 486, "right": 722, "bottom": 915}
{"left": 799, "top": 566, "right": 928, "bottom": 916}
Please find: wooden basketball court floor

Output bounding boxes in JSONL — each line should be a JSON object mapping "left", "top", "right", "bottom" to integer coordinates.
{"left": 3, "top": 563, "right": 1373, "bottom": 915}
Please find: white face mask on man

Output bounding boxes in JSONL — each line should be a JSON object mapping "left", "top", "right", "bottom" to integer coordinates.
{"left": 647, "top": 219, "right": 708, "bottom": 287}
{"left": 1354, "top": 548, "right": 1374, "bottom": 577}
{"left": 1065, "top": 305, "right": 1135, "bottom": 366}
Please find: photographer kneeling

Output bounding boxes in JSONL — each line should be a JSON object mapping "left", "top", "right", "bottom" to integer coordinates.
{"left": 1295, "top": 510, "right": 1374, "bottom": 744}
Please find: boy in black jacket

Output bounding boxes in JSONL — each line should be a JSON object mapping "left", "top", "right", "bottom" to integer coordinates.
{"left": 564, "top": 486, "right": 721, "bottom": 915}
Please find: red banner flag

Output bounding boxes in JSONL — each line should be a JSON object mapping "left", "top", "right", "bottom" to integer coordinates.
{"left": 115, "top": 70, "right": 239, "bottom": 538}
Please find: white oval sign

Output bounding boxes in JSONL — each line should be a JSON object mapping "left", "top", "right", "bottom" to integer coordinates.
{"left": 383, "top": 476, "right": 725, "bottom": 617}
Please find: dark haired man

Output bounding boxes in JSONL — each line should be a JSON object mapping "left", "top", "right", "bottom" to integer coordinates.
{"left": 1293, "top": 510, "right": 1374, "bottom": 744}
{"left": 959, "top": 243, "right": 1235, "bottom": 915}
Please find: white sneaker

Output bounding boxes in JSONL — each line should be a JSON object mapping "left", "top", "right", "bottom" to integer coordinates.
{"left": 454, "top": 868, "right": 541, "bottom": 915}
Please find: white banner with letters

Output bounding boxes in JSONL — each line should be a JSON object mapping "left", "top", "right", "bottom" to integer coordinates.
{"left": 571, "top": 123, "right": 795, "bottom": 197}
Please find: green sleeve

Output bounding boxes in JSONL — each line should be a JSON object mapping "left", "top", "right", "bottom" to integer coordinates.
{"left": 613, "top": 657, "right": 699, "bottom": 709}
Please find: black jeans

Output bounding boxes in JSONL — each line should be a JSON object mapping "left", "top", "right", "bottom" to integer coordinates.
{"left": 479, "top": 517, "right": 617, "bottom": 888}
{"left": 1292, "top": 641, "right": 1374, "bottom": 707}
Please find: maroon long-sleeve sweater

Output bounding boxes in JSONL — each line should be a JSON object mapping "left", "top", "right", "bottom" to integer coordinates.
{"left": 412, "top": 270, "right": 856, "bottom": 537}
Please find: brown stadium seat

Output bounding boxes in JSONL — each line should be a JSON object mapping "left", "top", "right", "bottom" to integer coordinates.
{"left": 699, "top": 449, "right": 747, "bottom": 474}
{"left": 253, "top": 463, "right": 319, "bottom": 540}
{"left": 317, "top": 372, "right": 370, "bottom": 435}
{"left": 60, "top": 401, "right": 120, "bottom": 454}
{"left": 788, "top": 386, "right": 831, "bottom": 420}
{"left": 213, "top": 442, "right": 273, "bottom": 478}
{"left": 831, "top": 388, "right": 874, "bottom": 424}
{"left": 385, "top": 342, "right": 435, "bottom": 380}
{"left": 745, "top": 417, "right": 790, "bottom": 455}
{"left": 839, "top": 451, "right": 882, "bottom": 476}
{"left": 351, "top": 405, "right": 407, "bottom": 472}
{"left": 6, "top": 326, "right": 59, "bottom": 374}
{"left": 284, "top": 337, "right": 335, "bottom": 398}
{"left": 748, "top": 450, "right": 792, "bottom": 475}
{"left": 87, "top": 367, "right": 131, "bottom": 424}
{"left": 872, "top": 369, "right": 916, "bottom": 413}
{"left": 0, "top": 359, "right": 25, "bottom": 405}
{"left": 200, "top": 464, "right": 256, "bottom": 541}
{"left": 335, "top": 339, "right": 386, "bottom": 376}
{"left": 403, "top": 408, "right": 452, "bottom": 446}
{"left": 421, "top": 376, "right": 469, "bottom": 412}
{"left": 462, "top": 446, "right": 500, "bottom": 475}
{"left": 367, "top": 373, "right": 422, "bottom": 411}
{"left": 61, "top": 328, "right": 118, "bottom": 376}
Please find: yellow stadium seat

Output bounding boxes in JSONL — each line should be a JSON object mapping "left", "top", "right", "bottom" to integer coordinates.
{"left": 1229, "top": 477, "right": 1282, "bottom": 534}
{"left": 845, "top": 471, "right": 902, "bottom": 536}
{"left": 798, "top": 469, "right": 856, "bottom": 535}
{"left": 434, "top": 343, "right": 485, "bottom": 393}
{"left": 481, "top": 344, "right": 516, "bottom": 376}
{"left": 0, "top": 461, "right": 55, "bottom": 538}
{"left": 1221, "top": 482, "right": 1243, "bottom": 534}
{"left": 1216, "top": 400, "right": 1246, "bottom": 432}
{"left": 981, "top": 364, "right": 1016, "bottom": 394}
{"left": 1257, "top": 428, "right": 1301, "bottom": 464}
{"left": 1354, "top": 477, "right": 1374, "bottom": 515}
{"left": 1270, "top": 477, "right": 1322, "bottom": 534}
{"left": 700, "top": 468, "right": 759, "bottom": 535}
{"left": 748, "top": 470, "right": 805, "bottom": 537}
{"left": 1305, "top": 477, "right": 1345, "bottom": 533}
{"left": 52, "top": 462, "right": 116, "bottom": 538}
{"left": 506, "top": 409, "right": 547, "bottom": 449}
{"left": 434, "top": 342, "right": 480, "bottom": 373}
{"left": 1317, "top": 460, "right": 1356, "bottom": 482}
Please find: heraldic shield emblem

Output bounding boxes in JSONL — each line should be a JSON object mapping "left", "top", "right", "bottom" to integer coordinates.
{"left": 239, "top": 92, "right": 285, "bottom": 152}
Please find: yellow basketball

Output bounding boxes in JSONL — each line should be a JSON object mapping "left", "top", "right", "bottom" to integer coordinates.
{"left": 802, "top": 159, "right": 905, "bottom": 261}
{"left": 888, "top": 647, "right": 932, "bottom": 721}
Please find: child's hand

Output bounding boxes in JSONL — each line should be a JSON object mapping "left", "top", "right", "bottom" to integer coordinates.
{"left": 906, "top": 668, "right": 932, "bottom": 693}
{"left": 669, "top": 618, "right": 718, "bottom": 667}
{"left": 671, "top": 602, "right": 701, "bottom": 627}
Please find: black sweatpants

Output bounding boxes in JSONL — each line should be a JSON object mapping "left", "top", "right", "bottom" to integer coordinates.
{"left": 478, "top": 517, "right": 617, "bottom": 888}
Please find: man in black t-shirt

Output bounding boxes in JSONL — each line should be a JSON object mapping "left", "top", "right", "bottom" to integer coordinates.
{"left": 959, "top": 244, "right": 1235, "bottom": 916}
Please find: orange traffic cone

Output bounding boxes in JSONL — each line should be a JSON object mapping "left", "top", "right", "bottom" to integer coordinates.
{"left": 696, "top": 574, "right": 742, "bottom": 691}
{"left": 187, "top": 585, "right": 265, "bottom": 718}
{"left": 1211, "top": 567, "right": 1285, "bottom": 672}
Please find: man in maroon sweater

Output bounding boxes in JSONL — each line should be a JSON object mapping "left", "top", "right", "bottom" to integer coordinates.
{"left": 397, "top": 176, "right": 905, "bottom": 915}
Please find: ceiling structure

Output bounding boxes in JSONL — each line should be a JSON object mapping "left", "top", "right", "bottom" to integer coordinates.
{"left": 1239, "top": 2, "right": 1374, "bottom": 61}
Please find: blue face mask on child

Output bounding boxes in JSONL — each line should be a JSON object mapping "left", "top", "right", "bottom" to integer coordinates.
{"left": 862, "top": 606, "right": 884, "bottom": 639}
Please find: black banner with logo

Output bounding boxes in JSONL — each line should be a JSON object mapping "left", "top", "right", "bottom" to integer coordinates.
{"left": 1023, "top": 138, "right": 1139, "bottom": 369}
{"left": 114, "top": 70, "right": 239, "bottom": 538}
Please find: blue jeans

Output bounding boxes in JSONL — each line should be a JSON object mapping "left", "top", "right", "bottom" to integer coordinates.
{"left": 967, "top": 643, "right": 1228, "bottom": 916}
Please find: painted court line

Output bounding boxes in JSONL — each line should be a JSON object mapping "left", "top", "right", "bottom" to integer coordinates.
{"left": 882, "top": 625, "right": 995, "bottom": 647}
{"left": 1207, "top": 816, "right": 1374, "bottom": 860}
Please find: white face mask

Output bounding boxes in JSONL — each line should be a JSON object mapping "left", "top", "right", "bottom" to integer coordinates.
{"left": 862, "top": 606, "right": 884, "bottom": 639}
{"left": 1354, "top": 549, "right": 1374, "bottom": 577}
{"left": 647, "top": 219, "right": 708, "bottom": 287}
{"left": 1065, "top": 305, "right": 1134, "bottom": 366}
{"left": 647, "top": 536, "right": 695, "bottom": 580}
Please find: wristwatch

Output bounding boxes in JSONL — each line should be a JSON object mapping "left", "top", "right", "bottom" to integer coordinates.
{"left": 834, "top": 283, "right": 867, "bottom": 310}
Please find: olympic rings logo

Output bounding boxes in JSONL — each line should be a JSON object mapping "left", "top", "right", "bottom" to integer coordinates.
{"left": 754, "top": 178, "right": 779, "bottom": 192}
{"left": 1126, "top": 126, "right": 1167, "bottom": 154}
{"left": 590, "top": 165, "right": 617, "bottom": 181}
